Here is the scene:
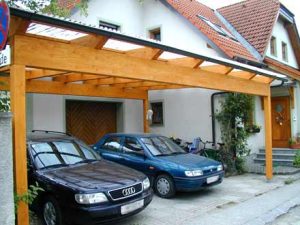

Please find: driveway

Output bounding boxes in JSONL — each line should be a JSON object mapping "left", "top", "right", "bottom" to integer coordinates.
{"left": 30, "top": 173, "right": 300, "bottom": 225}
{"left": 113, "top": 174, "right": 300, "bottom": 225}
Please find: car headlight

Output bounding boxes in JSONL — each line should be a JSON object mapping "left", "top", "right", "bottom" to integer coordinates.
{"left": 75, "top": 193, "right": 108, "bottom": 204}
{"left": 185, "top": 170, "right": 203, "bottom": 177}
{"left": 217, "top": 165, "right": 223, "bottom": 171}
{"left": 143, "top": 177, "right": 151, "bottom": 190}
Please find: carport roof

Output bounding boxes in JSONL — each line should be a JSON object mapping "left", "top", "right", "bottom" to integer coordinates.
{"left": 8, "top": 7, "right": 286, "bottom": 82}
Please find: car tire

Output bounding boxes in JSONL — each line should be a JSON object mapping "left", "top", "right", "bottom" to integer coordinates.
{"left": 41, "top": 196, "right": 64, "bottom": 225}
{"left": 154, "top": 174, "right": 175, "bottom": 198}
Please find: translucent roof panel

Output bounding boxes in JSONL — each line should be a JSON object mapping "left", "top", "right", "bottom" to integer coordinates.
{"left": 26, "top": 23, "right": 88, "bottom": 41}
{"left": 159, "top": 52, "right": 185, "bottom": 60}
{"left": 103, "top": 39, "right": 144, "bottom": 51}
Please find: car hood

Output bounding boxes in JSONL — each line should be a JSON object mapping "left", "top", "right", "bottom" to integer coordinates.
{"left": 38, "top": 160, "right": 145, "bottom": 192}
{"left": 158, "top": 153, "right": 220, "bottom": 169}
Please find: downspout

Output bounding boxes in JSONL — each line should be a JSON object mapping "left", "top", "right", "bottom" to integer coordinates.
{"left": 211, "top": 91, "right": 228, "bottom": 146}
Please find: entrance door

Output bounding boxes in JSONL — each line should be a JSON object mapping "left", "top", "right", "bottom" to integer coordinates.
{"left": 271, "top": 97, "right": 291, "bottom": 148}
{"left": 66, "top": 100, "right": 117, "bottom": 145}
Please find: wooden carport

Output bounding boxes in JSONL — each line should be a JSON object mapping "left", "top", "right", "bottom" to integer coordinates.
{"left": 0, "top": 7, "right": 287, "bottom": 225}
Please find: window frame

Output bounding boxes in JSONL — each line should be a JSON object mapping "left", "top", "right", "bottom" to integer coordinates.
{"left": 101, "top": 136, "right": 123, "bottom": 152}
{"left": 149, "top": 27, "right": 161, "bottom": 41}
{"left": 99, "top": 20, "right": 121, "bottom": 32}
{"left": 150, "top": 101, "right": 164, "bottom": 126}
{"left": 282, "top": 41, "right": 288, "bottom": 62}
{"left": 122, "top": 137, "right": 145, "bottom": 156}
{"left": 270, "top": 36, "right": 277, "bottom": 56}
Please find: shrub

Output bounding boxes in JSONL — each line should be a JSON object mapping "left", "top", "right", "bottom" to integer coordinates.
{"left": 293, "top": 151, "right": 300, "bottom": 168}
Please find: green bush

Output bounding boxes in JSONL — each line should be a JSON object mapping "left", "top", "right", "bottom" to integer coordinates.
{"left": 293, "top": 151, "right": 300, "bottom": 168}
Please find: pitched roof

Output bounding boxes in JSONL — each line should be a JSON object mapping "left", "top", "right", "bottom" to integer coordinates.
{"left": 164, "top": 0, "right": 257, "bottom": 61}
{"left": 218, "top": 0, "right": 280, "bottom": 57}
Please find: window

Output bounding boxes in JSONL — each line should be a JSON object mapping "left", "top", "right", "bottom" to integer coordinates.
{"left": 150, "top": 102, "right": 164, "bottom": 126}
{"left": 102, "top": 137, "right": 122, "bottom": 152}
{"left": 270, "top": 36, "right": 277, "bottom": 56}
{"left": 123, "top": 137, "right": 144, "bottom": 155}
{"left": 99, "top": 20, "right": 120, "bottom": 31}
{"left": 149, "top": 28, "right": 161, "bottom": 41}
{"left": 197, "top": 15, "right": 237, "bottom": 41}
{"left": 282, "top": 42, "right": 288, "bottom": 62}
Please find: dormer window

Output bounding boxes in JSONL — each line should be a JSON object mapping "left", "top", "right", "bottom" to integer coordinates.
{"left": 282, "top": 42, "right": 288, "bottom": 62}
{"left": 197, "top": 15, "right": 237, "bottom": 41}
{"left": 270, "top": 36, "right": 277, "bottom": 56}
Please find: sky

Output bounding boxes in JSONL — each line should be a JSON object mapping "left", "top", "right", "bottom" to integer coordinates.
{"left": 198, "top": 0, "right": 300, "bottom": 31}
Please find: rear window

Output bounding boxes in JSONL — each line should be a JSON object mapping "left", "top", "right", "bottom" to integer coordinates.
{"left": 30, "top": 140, "right": 100, "bottom": 169}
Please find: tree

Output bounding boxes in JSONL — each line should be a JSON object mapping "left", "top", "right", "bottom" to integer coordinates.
{"left": 6, "top": 0, "right": 88, "bottom": 17}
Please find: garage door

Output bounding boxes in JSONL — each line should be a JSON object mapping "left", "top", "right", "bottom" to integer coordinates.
{"left": 66, "top": 100, "right": 117, "bottom": 145}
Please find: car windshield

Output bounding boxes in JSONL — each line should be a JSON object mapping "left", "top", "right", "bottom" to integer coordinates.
{"left": 30, "top": 140, "right": 101, "bottom": 169}
{"left": 141, "top": 136, "right": 186, "bottom": 156}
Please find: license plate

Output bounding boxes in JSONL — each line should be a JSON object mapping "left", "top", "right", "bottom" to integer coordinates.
{"left": 121, "top": 199, "right": 144, "bottom": 215}
{"left": 207, "top": 175, "right": 219, "bottom": 184}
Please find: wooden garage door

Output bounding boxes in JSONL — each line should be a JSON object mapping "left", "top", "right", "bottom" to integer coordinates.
{"left": 66, "top": 100, "right": 117, "bottom": 145}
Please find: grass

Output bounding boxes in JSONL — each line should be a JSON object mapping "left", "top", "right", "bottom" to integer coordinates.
{"left": 284, "top": 178, "right": 295, "bottom": 185}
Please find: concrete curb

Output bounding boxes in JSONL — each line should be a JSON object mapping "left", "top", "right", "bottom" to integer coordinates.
{"left": 244, "top": 196, "right": 300, "bottom": 225}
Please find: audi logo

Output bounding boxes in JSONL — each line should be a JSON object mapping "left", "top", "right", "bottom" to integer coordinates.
{"left": 122, "top": 187, "right": 136, "bottom": 196}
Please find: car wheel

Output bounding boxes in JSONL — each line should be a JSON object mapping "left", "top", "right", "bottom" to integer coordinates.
{"left": 154, "top": 174, "right": 175, "bottom": 198}
{"left": 42, "top": 196, "right": 63, "bottom": 225}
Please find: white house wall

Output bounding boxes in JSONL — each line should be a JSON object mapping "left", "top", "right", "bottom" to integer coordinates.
{"left": 266, "top": 17, "right": 299, "bottom": 69}
{"left": 29, "top": 94, "right": 143, "bottom": 134}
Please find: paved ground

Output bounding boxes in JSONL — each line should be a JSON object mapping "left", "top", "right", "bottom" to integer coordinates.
{"left": 269, "top": 206, "right": 300, "bottom": 225}
{"left": 30, "top": 173, "right": 300, "bottom": 225}
{"left": 113, "top": 173, "right": 300, "bottom": 225}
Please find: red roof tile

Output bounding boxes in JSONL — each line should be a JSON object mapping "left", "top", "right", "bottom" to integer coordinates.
{"left": 218, "top": 0, "right": 280, "bottom": 57}
{"left": 165, "top": 0, "right": 257, "bottom": 61}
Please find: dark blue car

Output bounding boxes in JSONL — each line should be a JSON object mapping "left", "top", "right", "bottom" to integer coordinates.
{"left": 93, "top": 133, "right": 224, "bottom": 198}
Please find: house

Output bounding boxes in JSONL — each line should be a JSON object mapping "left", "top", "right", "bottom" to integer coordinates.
{"left": 27, "top": 0, "right": 300, "bottom": 153}
{"left": 218, "top": 0, "right": 300, "bottom": 148}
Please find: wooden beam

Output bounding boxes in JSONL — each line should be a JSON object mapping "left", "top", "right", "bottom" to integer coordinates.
{"left": 85, "top": 77, "right": 138, "bottom": 85}
{"left": 26, "top": 79, "right": 147, "bottom": 99}
{"left": 201, "top": 65, "right": 233, "bottom": 74}
{"left": 10, "top": 65, "right": 29, "bottom": 225}
{"left": 114, "top": 81, "right": 165, "bottom": 88}
{"left": 70, "top": 34, "right": 108, "bottom": 49}
{"left": 289, "top": 87, "right": 295, "bottom": 109}
{"left": 53, "top": 73, "right": 108, "bottom": 83}
{"left": 126, "top": 47, "right": 163, "bottom": 60}
{"left": 228, "top": 71, "right": 256, "bottom": 80}
{"left": 26, "top": 69, "right": 68, "bottom": 80}
{"left": 168, "top": 57, "right": 204, "bottom": 68}
{"left": 251, "top": 75, "right": 273, "bottom": 83}
{"left": 143, "top": 95, "right": 149, "bottom": 133}
{"left": 263, "top": 93, "right": 273, "bottom": 180}
{"left": 14, "top": 35, "right": 270, "bottom": 96}
{"left": 139, "top": 84, "right": 190, "bottom": 90}
{"left": 9, "top": 16, "right": 30, "bottom": 37}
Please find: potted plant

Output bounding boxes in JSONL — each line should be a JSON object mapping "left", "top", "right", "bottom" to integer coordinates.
{"left": 246, "top": 124, "right": 261, "bottom": 134}
{"left": 289, "top": 137, "right": 300, "bottom": 149}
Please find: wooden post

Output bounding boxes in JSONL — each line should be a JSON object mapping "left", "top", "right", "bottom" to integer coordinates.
{"left": 263, "top": 93, "right": 273, "bottom": 180}
{"left": 143, "top": 94, "right": 149, "bottom": 133}
{"left": 10, "top": 65, "right": 29, "bottom": 225}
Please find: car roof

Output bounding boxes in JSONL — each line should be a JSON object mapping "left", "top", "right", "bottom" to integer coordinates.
{"left": 104, "top": 133, "right": 164, "bottom": 138}
{"left": 27, "top": 132, "right": 74, "bottom": 142}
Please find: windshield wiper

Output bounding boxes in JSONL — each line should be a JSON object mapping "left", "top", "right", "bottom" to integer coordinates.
{"left": 170, "top": 152, "right": 186, "bottom": 155}
{"left": 74, "top": 159, "right": 98, "bottom": 164}
{"left": 41, "top": 164, "right": 70, "bottom": 170}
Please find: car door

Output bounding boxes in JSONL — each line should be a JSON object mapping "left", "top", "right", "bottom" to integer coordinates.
{"left": 97, "top": 136, "right": 124, "bottom": 163}
{"left": 120, "top": 137, "right": 148, "bottom": 174}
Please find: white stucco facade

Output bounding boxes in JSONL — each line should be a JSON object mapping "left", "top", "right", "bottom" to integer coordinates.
{"left": 266, "top": 16, "right": 299, "bottom": 69}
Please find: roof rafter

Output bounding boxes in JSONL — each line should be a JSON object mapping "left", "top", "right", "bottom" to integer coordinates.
{"left": 53, "top": 73, "right": 108, "bottom": 83}
{"left": 167, "top": 57, "right": 204, "bottom": 68}
{"left": 70, "top": 34, "right": 108, "bottom": 49}
{"left": 126, "top": 47, "right": 163, "bottom": 59}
